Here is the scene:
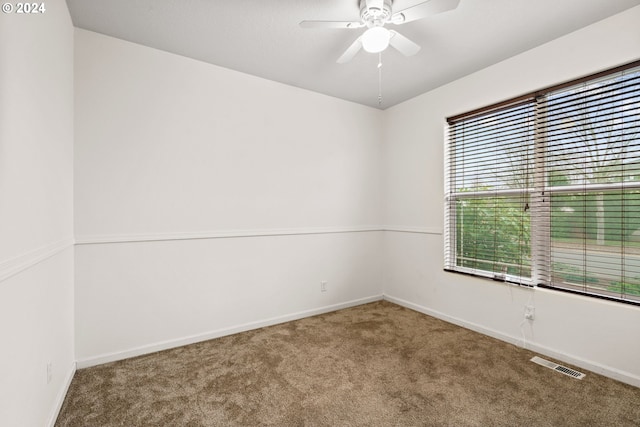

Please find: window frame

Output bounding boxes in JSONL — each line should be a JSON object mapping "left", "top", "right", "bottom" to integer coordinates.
{"left": 445, "top": 59, "right": 640, "bottom": 306}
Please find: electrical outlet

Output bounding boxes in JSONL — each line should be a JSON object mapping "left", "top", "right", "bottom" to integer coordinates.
{"left": 46, "top": 363, "right": 52, "bottom": 384}
{"left": 524, "top": 305, "right": 535, "bottom": 320}
{"left": 320, "top": 281, "right": 327, "bottom": 292}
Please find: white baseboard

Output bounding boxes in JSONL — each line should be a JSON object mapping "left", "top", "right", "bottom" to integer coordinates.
{"left": 77, "top": 295, "right": 384, "bottom": 369}
{"left": 47, "top": 361, "right": 76, "bottom": 427}
{"left": 383, "top": 294, "right": 640, "bottom": 389}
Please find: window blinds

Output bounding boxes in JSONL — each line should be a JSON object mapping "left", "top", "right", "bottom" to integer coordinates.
{"left": 445, "top": 101, "right": 535, "bottom": 285}
{"left": 445, "top": 60, "right": 640, "bottom": 305}
{"left": 538, "top": 66, "right": 640, "bottom": 303}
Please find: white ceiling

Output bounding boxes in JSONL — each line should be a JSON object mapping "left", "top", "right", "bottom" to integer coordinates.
{"left": 65, "top": 0, "right": 640, "bottom": 109}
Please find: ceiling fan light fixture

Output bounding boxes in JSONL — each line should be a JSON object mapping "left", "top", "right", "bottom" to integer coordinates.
{"left": 361, "top": 27, "right": 390, "bottom": 53}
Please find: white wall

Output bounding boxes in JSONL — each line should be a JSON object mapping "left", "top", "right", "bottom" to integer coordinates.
{"left": 74, "top": 30, "right": 385, "bottom": 366}
{"left": 0, "top": 2, "right": 75, "bottom": 426}
{"left": 382, "top": 6, "right": 640, "bottom": 387}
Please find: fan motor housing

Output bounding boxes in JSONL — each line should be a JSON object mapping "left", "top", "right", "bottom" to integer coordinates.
{"left": 360, "top": 0, "right": 393, "bottom": 27}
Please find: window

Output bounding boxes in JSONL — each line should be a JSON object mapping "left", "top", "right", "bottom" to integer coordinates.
{"left": 445, "top": 60, "right": 640, "bottom": 305}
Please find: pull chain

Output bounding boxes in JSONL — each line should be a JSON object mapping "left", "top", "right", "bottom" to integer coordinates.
{"left": 377, "top": 52, "right": 383, "bottom": 107}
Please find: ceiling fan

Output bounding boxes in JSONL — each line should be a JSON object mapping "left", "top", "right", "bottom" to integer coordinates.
{"left": 300, "top": 0, "right": 460, "bottom": 63}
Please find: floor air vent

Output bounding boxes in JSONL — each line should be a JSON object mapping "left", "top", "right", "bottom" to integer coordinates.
{"left": 530, "top": 356, "right": 586, "bottom": 380}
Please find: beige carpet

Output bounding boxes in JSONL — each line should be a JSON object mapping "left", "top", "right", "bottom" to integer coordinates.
{"left": 56, "top": 301, "right": 640, "bottom": 426}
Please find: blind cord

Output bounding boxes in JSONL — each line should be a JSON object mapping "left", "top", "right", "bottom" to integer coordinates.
{"left": 519, "top": 292, "right": 535, "bottom": 349}
{"left": 378, "top": 53, "right": 383, "bottom": 107}
{"left": 519, "top": 318, "right": 527, "bottom": 349}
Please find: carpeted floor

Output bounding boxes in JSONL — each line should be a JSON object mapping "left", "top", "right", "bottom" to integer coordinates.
{"left": 56, "top": 301, "right": 640, "bottom": 426}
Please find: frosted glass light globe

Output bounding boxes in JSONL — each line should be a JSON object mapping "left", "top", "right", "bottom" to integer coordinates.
{"left": 362, "top": 27, "right": 390, "bottom": 53}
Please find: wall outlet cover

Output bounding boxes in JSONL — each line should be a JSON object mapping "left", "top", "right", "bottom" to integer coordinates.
{"left": 524, "top": 305, "right": 535, "bottom": 320}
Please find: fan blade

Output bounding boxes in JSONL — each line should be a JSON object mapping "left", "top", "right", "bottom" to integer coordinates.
{"left": 337, "top": 37, "right": 363, "bottom": 63}
{"left": 300, "top": 20, "right": 364, "bottom": 29}
{"left": 391, "top": 0, "right": 460, "bottom": 24}
{"left": 389, "top": 31, "right": 421, "bottom": 56}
